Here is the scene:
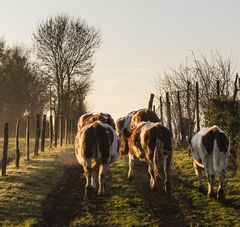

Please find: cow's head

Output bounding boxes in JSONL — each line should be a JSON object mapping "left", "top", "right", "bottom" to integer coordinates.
{"left": 118, "top": 128, "right": 131, "bottom": 155}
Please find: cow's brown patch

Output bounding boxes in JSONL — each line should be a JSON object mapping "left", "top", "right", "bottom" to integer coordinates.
{"left": 94, "top": 122, "right": 111, "bottom": 164}
{"left": 81, "top": 126, "right": 97, "bottom": 159}
{"left": 118, "top": 128, "right": 131, "bottom": 155}
{"left": 157, "top": 124, "right": 172, "bottom": 152}
{"left": 116, "top": 118, "right": 125, "bottom": 133}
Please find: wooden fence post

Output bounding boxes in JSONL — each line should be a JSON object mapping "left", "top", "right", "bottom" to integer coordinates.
{"left": 54, "top": 115, "right": 58, "bottom": 148}
{"left": 196, "top": 81, "right": 200, "bottom": 132}
{"left": 41, "top": 114, "right": 46, "bottom": 152}
{"left": 49, "top": 115, "right": 53, "bottom": 149}
{"left": 159, "top": 96, "right": 164, "bottom": 125}
{"left": 15, "top": 118, "right": 20, "bottom": 168}
{"left": 166, "top": 92, "right": 172, "bottom": 134}
{"left": 26, "top": 116, "right": 30, "bottom": 160}
{"left": 217, "top": 80, "right": 220, "bottom": 97}
{"left": 186, "top": 81, "right": 192, "bottom": 140}
{"left": 177, "top": 91, "right": 186, "bottom": 145}
{"left": 65, "top": 118, "right": 68, "bottom": 145}
{"left": 2, "top": 123, "right": 9, "bottom": 176}
{"left": 34, "top": 114, "right": 40, "bottom": 156}
{"left": 148, "top": 93, "right": 154, "bottom": 111}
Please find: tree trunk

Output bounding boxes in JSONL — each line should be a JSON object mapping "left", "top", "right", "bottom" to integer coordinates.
{"left": 34, "top": 114, "right": 41, "bottom": 156}
{"left": 41, "top": 114, "right": 46, "bottom": 152}
{"left": 26, "top": 116, "right": 30, "bottom": 160}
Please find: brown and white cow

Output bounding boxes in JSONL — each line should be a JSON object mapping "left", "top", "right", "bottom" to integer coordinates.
{"left": 78, "top": 112, "right": 116, "bottom": 131}
{"left": 116, "top": 110, "right": 139, "bottom": 134}
{"left": 75, "top": 121, "right": 118, "bottom": 197}
{"left": 119, "top": 122, "right": 172, "bottom": 192}
{"left": 116, "top": 108, "right": 159, "bottom": 134}
{"left": 130, "top": 108, "right": 160, "bottom": 130}
{"left": 189, "top": 125, "right": 230, "bottom": 201}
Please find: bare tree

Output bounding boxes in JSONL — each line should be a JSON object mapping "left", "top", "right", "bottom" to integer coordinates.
{"left": 154, "top": 52, "right": 235, "bottom": 143}
{"left": 32, "top": 14, "right": 101, "bottom": 119}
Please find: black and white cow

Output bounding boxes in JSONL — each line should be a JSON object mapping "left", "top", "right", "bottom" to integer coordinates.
{"left": 189, "top": 125, "right": 230, "bottom": 200}
{"left": 119, "top": 122, "right": 172, "bottom": 193}
{"left": 75, "top": 120, "right": 118, "bottom": 196}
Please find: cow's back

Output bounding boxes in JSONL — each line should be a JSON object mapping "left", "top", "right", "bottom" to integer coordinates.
{"left": 131, "top": 109, "right": 159, "bottom": 129}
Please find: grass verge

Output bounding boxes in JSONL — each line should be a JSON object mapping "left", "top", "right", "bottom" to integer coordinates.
{"left": 0, "top": 146, "right": 74, "bottom": 227}
{"left": 172, "top": 150, "right": 240, "bottom": 225}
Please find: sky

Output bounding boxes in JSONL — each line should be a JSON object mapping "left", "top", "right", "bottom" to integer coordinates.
{"left": 1, "top": 0, "right": 240, "bottom": 120}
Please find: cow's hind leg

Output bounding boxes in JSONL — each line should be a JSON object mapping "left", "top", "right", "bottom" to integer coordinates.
{"left": 205, "top": 159, "right": 215, "bottom": 198}
{"left": 193, "top": 161, "right": 203, "bottom": 192}
{"left": 206, "top": 174, "right": 215, "bottom": 198}
{"left": 128, "top": 154, "right": 136, "bottom": 180}
{"left": 148, "top": 162, "right": 156, "bottom": 190}
{"left": 163, "top": 154, "right": 172, "bottom": 193}
{"left": 83, "top": 161, "right": 92, "bottom": 198}
{"left": 98, "top": 164, "right": 108, "bottom": 196}
{"left": 217, "top": 170, "right": 226, "bottom": 201}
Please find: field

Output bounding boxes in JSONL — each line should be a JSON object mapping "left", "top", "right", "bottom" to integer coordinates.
{"left": 0, "top": 146, "right": 239, "bottom": 226}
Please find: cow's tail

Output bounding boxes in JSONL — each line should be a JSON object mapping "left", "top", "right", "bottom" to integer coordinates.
{"left": 153, "top": 138, "right": 160, "bottom": 179}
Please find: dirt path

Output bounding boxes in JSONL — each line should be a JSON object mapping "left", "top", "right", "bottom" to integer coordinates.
{"left": 40, "top": 156, "right": 193, "bottom": 226}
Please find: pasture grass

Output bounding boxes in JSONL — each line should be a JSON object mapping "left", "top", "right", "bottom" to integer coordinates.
{"left": 172, "top": 150, "right": 240, "bottom": 225}
{"left": 0, "top": 145, "right": 74, "bottom": 226}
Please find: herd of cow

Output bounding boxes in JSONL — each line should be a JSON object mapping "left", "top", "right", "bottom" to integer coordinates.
{"left": 75, "top": 108, "right": 230, "bottom": 201}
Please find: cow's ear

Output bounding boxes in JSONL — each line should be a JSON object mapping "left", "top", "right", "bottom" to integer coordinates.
{"left": 122, "top": 128, "right": 131, "bottom": 139}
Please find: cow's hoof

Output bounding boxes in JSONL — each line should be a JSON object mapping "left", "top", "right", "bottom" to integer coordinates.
{"left": 85, "top": 186, "right": 92, "bottom": 198}
{"left": 207, "top": 192, "right": 214, "bottom": 198}
{"left": 92, "top": 187, "right": 98, "bottom": 193}
{"left": 128, "top": 175, "right": 134, "bottom": 181}
{"left": 150, "top": 185, "right": 157, "bottom": 191}
{"left": 164, "top": 181, "right": 172, "bottom": 194}
{"left": 198, "top": 186, "right": 204, "bottom": 193}
{"left": 217, "top": 190, "right": 225, "bottom": 202}
{"left": 98, "top": 192, "right": 105, "bottom": 197}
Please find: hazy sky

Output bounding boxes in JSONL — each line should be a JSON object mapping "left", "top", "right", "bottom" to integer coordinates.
{"left": 1, "top": 0, "right": 240, "bottom": 120}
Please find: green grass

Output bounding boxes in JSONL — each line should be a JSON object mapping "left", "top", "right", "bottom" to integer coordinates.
{"left": 0, "top": 145, "right": 74, "bottom": 227}
{"left": 172, "top": 150, "right": 240, "bottom": 225}
{"left": 0, "top": 146, "right": 240, "bottom": 226}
